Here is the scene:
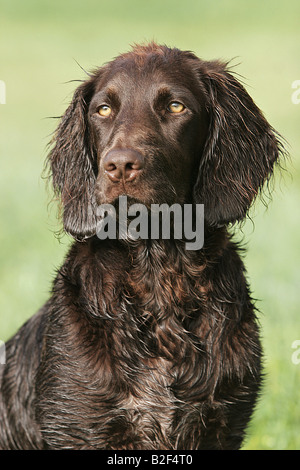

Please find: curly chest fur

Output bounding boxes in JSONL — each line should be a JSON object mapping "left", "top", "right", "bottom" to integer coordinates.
{"left": 36, "top": 237, "right": 261, "bottom": 450}
{"left": 38, "top": 303, "right": 204, "bottom": 449}
{"left": 93, "top": 320, "right": 184, "bottom": 450}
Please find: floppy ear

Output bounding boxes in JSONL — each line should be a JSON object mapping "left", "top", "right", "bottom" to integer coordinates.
{"left": 194, "top": 60, "right": 284, "bottom": 226}
{"left": 47, "top": 79, "right": 98, "bottom": 240}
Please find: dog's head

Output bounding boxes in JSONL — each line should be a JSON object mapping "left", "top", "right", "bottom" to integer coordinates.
{"left": 48, "top": 43, "right": 283, "bottom": 240}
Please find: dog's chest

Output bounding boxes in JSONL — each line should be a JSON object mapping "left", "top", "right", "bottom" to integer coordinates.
{"left": 112, "top": 355, "right": 176, "bottom": 449}
{"left": 95, "top": 256, "right": 203, "bottom": 448}
{"left": 95, "top": 315, "right": 181, "bottom": 449}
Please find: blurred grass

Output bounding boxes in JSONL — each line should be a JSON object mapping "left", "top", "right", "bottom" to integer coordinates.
{"left": 0, "top": 0, "right": 299, "bottom": 450}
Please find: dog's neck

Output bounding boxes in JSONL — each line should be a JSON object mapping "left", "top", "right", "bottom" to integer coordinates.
{"left": 125, "top": 239, "right": 205, "bottom": 318}
{"left": 65, "top": 228, "right": 229, "bottom": 326}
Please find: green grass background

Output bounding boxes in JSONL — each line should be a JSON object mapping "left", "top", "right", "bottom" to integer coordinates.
{"left": 0, "top": 0, "right": 299, "bottom": 450}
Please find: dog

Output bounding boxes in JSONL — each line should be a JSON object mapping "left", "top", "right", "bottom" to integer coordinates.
{"left": 0, "top": 43, "right": 284, "bottom": 449}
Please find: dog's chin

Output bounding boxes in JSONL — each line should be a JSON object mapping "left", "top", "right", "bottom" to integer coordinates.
{"left": 111, "top": 194, "right": 150, "bottom": 209}
{"left": 96, "top": 186, "right": 176, "bottom": 208}
{"left": 95, "top": 175, "right": 185, "bottom": 208}
{"left": 96, "top": 193, "right": 150, "bottom": 208}
{"left": 95, "top": 182, "right": 151, "bottom": 208}
{"left": 95, "top": 186, "right": 185, "bottom": 208}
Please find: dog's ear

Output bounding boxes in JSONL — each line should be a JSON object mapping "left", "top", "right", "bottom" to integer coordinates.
{"left": 47, "top": 78, "right": 98, "bottom": 240}
{"left": 194, "top": 60, "right": 284, "bottom": 226}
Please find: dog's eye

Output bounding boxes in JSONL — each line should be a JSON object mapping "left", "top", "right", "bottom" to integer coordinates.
{"left": 167, "top": 102, "right": 185, "bottom": 114}
{"left": 98, "top": 105, "right": 112, "bottom": 117}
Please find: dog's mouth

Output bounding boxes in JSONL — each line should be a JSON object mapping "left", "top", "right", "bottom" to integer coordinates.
{"left": 95, "top": 181, "right": 151, "bottom": 207}
{"left": 95, "top": 173, "right": 182, "bottom": 208}
{"left": 104, "top": 194, "right": 149, "bottom": 209}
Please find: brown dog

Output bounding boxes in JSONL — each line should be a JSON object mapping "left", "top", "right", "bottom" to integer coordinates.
{"left": 0, "top": 43, "right": 284, "bottom": 449}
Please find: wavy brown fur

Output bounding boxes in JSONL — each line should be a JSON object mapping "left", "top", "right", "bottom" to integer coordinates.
{"left": 0, "top": 43, "right": 284, "bottom": 449}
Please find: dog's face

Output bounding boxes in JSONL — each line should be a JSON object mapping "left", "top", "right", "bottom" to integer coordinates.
{"left": 88, "top": 53, "right": 208, "bottom": 207}
{"left": 48, "top": 43, "right": 282, "bottom": 240}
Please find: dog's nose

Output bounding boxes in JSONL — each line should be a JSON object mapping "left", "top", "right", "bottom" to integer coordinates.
{"left": 103, "top": 149, "right": 144, "bottom": 182}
